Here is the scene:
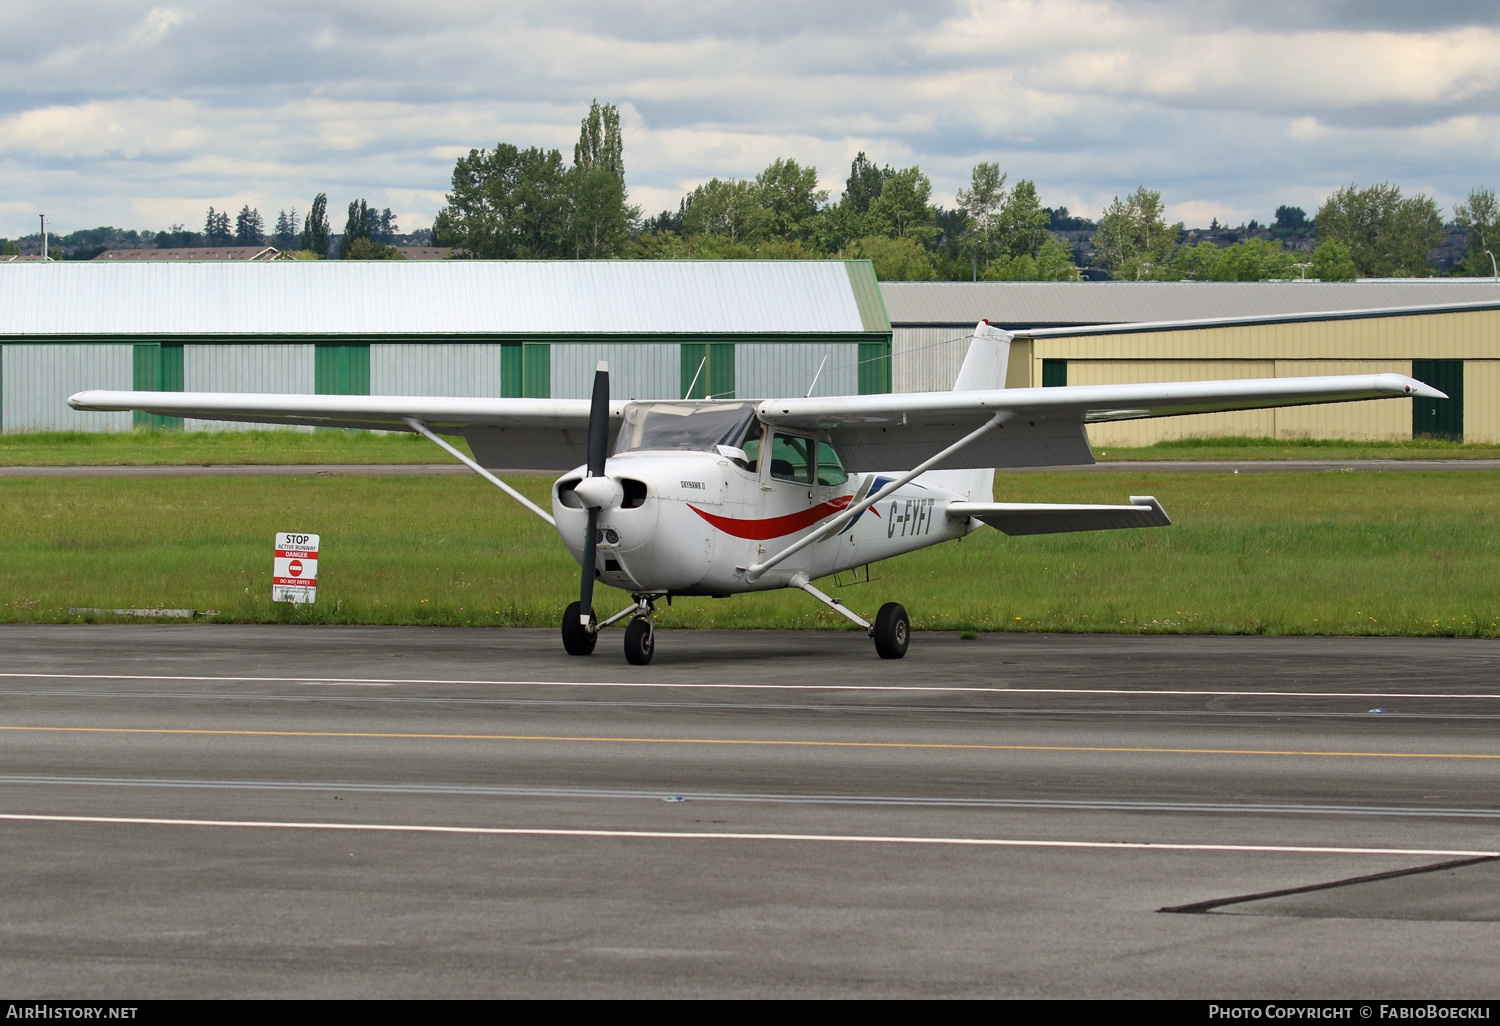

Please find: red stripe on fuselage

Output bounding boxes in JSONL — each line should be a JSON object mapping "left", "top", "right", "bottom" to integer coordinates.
{"left": 688, "top": 495, "right": 853, "bottom": 540}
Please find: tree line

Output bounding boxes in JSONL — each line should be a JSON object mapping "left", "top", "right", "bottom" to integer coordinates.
{"left": 430, "top": 104, "right": 1495, "bottom": 282}
{"left": 7, "top": 95, "right": 1497, "bottom": 278}
{"left": 1090, "top": 183, "right": 1496, "bottom": 282}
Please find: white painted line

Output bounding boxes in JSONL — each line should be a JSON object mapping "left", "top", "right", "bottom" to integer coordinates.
{"left": 0, "top": 812, "right": 1495, "bottom": 856}
{"left": 0, "top": 812, "right": 1493, "bottom": 856}
{"left": 1, "top": 672, "right": 1497, "bottom": 702}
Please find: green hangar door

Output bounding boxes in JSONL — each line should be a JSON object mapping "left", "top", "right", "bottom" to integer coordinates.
{"left": 1411, "top": 360, "right": 1464, "bottom": 441}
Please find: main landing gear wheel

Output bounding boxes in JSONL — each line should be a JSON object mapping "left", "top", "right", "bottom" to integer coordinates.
{"left": 872, "top": 602, "right": 910, "bottom": 659}
{"left": 623, "top": 616, "right": 655, "bottom": 665}
{"left": 561, "top": 601, "right": 597, "bottom": 656}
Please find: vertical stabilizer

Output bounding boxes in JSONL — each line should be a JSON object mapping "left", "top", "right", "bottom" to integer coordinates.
{"left": 952, "top": 320, "right": 1012, "bottom": 392}
{"left": 920, "top": 321, "right": 1011, "bottom": 501}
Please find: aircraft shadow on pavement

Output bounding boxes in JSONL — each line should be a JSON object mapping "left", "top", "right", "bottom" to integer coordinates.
{"left": 1159, "top": 856, "right": 1500, "bottom": 922}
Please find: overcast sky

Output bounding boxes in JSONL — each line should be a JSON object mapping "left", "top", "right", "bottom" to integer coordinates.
{"left": 3, "top": 0, "right": 1498, "bottom": 239}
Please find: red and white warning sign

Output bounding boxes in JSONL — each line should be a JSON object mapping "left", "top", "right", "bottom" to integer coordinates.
{"left": 273, "top": 532, "right": 319, "bottom": 603}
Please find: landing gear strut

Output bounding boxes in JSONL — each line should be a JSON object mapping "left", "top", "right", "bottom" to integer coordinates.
{"left": 789, "top": 573, "right": 910, "bottom": 659}
{"left": 561, "top": 593, "right": 661, "bottom": 664}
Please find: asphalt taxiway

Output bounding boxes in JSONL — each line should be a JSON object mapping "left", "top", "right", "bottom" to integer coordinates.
{"left": 2, "top": 626, "right": 1498, "bottom": 998}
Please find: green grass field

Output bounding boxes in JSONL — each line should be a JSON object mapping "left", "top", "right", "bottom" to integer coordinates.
{"left": 2, "top": 471, "right": 1495, "bottom": 636}
{"left": 0, "top": 429, "right": 470, "bottom": 466}
{"left": 1096, "top": 435, "right": 1500, "bottom": 461}
{"left": 3, "top": 430, "right": 1496, "bottom": 466}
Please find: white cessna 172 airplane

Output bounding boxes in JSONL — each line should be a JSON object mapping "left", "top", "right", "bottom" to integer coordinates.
{"left": 70, "top": 319, "right": 1443, "bottom": 665}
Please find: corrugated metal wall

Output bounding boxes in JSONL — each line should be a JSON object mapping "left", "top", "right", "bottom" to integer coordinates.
{"left": 369, "top": 344, "right": 507, "bottom": 397}
{"left": 736, "top": 343, "right": 860, "bottom": 399}
{"left": 549, "top": 343, "right": 679, "bottom": 400}
{"left": 184, "top": 343, "right": 314, "bottom": 431}
{"left": 1072, "top": 359, "right": 1415, "bottom": 445}
{"left": 1, "top": 344, "right": 133, "bottom": 431}
{"left": 1467, "top": 362, "right": 1500, "bottom": 443}
{"left": 1272, "top": 360, "right": 1414, "bottom": 441}
{"left": 892, "top": 327, "right": 970, "bottom": 392}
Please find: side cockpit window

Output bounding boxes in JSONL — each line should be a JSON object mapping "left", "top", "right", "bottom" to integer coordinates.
{"left": 770, "top": 435, "right": 814, "bottom": 484}
{"left": 768, "top": 435, "right": 847, "bottom": 486}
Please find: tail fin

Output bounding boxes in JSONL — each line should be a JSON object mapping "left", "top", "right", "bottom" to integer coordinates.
{"left": 920, "top": 321, "right": 1012, "bottom": 501}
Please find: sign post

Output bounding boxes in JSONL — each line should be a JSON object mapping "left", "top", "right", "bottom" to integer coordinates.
{"left": 273, "top": 532, "right": 319, "bottom": 604}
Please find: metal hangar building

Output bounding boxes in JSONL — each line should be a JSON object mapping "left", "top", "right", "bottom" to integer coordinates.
{"left": 882, "top": 280, "right": 1500, "bottom": 444}
{"left": 0, "top": 261, "right": 891, "bottom": 432}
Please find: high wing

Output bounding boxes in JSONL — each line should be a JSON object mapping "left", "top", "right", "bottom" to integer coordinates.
{"left": 68, "top": 390, "right": 630, "bottom": 472}
{"left": 756, "top": 373, "right": 1445, "bottom": 471}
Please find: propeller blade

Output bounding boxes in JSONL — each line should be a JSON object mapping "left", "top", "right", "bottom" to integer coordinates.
{"left": 579, "top": 362, "right": 608, "bottom": 628}
{"left": 579, "top": 508, "right": 598, "bottom": 627}
{"left": 587, "top": 361, "right": 609, "bottom": 479}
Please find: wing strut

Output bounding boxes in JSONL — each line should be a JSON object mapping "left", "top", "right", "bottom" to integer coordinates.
{"left": 742, "top": 411, "right": 1006, "bottom": 583}
{"left": 404, "top": 417, "right": 557, "bottom": 527}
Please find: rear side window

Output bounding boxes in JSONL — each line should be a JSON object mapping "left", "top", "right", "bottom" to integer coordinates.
{"left": 816, "top": 441, "right": 848, "bottom": 486}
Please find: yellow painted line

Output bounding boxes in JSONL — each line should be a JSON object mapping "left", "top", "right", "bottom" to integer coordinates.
{"left": 0, "top": 724, "right": 1495, "bottom": 760}
{"left": 1, "top": 812, "right": 1495, "bottom": 857}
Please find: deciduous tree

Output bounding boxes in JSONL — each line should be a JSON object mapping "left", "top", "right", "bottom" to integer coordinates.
{"left": 869, "top": 167, "right": 937, "bottom": 245}
{"left": 995, "top": 179, "right": 1051, "bottom": 260}
{"left": 847, "top": 235, "right": 936, "bottom": 281}
{"left": 340, "top": 199, "right": 371, "bottom": 258}
{"left": 345, "top": 237, "right": 405, "bottom": 260}
{"left": 843, "top": 152, "right": 892, "bottom": 215}
{"left": 434, "top": 144, "right": 571, "bottom": 258}
{"left": 300, "top": 194, "right": 330, "bottom": 256}
{"left": 1171, "top": 238, "right": 1298, "bottom": 281}
{"left": 1315, "top": 183, "right": 1443, "bottom": 277}
{"left": 570, "top": 100, "right": 637, "bottom": 258}
{"left": 1091, "top": 186, "right": 1178, "bottom": 279}
{"left": 1311, "top": 239, "right": 1358, "bottom": 281}
{"left": 1453, "top": 187, "right": 1499, "bottom": 276}
{"left": 955, "top": 162, "right": 1006, "bottom": 280}
{"left": 755, "top": 158, "right": 826, "bottom": 242}
{"left": 680, "top": 178, "right": 768, "bottom": 242}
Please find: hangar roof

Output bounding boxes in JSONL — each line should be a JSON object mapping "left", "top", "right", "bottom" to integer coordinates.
{"left": 881, "top": 280, "right": 1500, "bottom": 327}
{"left": 0, "top": 260, "right": 889, "bottom": 337}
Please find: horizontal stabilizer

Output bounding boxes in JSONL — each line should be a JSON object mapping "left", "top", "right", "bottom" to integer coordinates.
{"left": 947, "top": 496, "right": 1170, "bottom": 536}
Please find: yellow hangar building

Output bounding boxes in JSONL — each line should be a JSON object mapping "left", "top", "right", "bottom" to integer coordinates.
{"left": 882, "top": 281, "right": 1500, "bottom": 445}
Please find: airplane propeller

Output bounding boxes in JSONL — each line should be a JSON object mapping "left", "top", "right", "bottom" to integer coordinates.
{"left": 577, "top": 361, "right": 611, "bottom": 631}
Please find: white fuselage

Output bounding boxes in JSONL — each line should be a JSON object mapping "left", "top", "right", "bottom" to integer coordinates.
{"left": 552, "top": 449, "right": 976, "bottom": 597}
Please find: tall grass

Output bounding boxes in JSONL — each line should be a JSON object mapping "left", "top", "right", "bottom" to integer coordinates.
{"left": 1, "top": 471, "right": 1495, "bottom": 636}
{"left": 0, "top": 428, "right": 466, "bottom": 466}
{"left": 4, "top": 429, "right": 1494, "bottom": 466}
{"left": 1097, "top": 435, "right": 1500, "bottom": 461}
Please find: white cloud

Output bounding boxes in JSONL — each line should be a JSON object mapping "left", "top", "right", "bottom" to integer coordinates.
{"left": 2, "top": 1, "right": 1498, "bottom": 238}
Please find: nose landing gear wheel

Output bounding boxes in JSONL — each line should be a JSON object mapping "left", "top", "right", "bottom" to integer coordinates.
{"left": 872, "top": 602, "right": 909, "bottom": 659}
{"left": 561, "top": 601, "right": 598, "bottom": 656}
{"left": 623, "top": 616, "right": 655, "bottom": 665}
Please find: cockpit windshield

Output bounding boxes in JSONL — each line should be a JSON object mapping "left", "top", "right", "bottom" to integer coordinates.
{"left": 614, "top": 401, "right": 759, "bottom": 455}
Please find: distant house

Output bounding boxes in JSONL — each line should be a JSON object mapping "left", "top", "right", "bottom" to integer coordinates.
{"left": 93, "top": 247, "right": 282, "bottom": 262}
{"left": 393, "top": 247, "right": 453, "bottom": 260}
{"left": 90, "top": 245, "right": 453, "bottom": 261}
